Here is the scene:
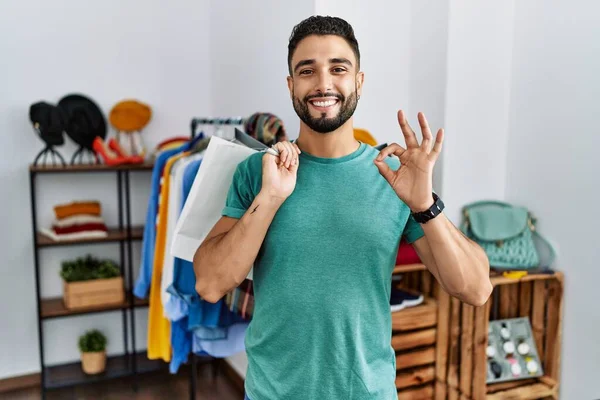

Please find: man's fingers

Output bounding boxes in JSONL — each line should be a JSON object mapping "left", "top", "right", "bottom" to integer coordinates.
{"left": 289, "top": 142, "right": 301, "bottom": 166}
{"left": 273, "top": 142, "right": 289, "bottom": 166}
{"left": 289, "top": 154, "right": 299, "bottom": 173}
{"left": 418, "top": 112, "right": 433, "bottom": 153}
{"left": 429, "top": 129, "right": 444, "bottom": 161}
{"left": 273, "top": 141, "right": 298, "bottom": 169}
{"left": 374, "top": 158, "right": 395, "bottom": 184}
{"left": 376, "top": 143, "right": 406, "bottom": 161}
{"left": 398, "top": 110, "right": 419, "bottom": 148}
{"left": 283, "top": 141, "right": 296, "bottom": 168}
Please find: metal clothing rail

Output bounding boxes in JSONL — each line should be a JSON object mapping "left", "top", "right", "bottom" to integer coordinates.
{"left": 187, "top": 116, "right": 245, "bottom": 400}
{"left": 190, "top": 116, "right": 245, "bottom": 139}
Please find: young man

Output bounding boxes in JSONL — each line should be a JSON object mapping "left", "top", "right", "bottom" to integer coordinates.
{"left": 194, "top": 15, "right": 492, "bottom": 400}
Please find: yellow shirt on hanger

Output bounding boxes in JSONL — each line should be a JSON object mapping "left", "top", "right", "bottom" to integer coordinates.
{"left": 147, "top": 151, "right": 190, "bottom": 361}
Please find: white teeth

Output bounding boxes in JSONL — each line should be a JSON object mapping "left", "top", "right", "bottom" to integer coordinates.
{"left": 312, "top": 100, "right": 336, "bottom": 107}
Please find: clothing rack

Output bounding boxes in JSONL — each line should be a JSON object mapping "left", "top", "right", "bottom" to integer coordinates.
{"left": 187, "top": 116, "right": 247, "bottom": 400}
{"left": 190, "top": 116, "right": 245, "bottom": 139}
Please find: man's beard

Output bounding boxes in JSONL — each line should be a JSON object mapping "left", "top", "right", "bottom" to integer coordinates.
{"left": 293, "top": 90, "right": 358, "bottom": 134}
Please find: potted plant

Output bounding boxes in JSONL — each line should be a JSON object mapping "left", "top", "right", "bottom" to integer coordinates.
{"left": 79, "top": 329, "right": 108, "bottom": 374}
{"left": 60, "top": 254, "right": 124, "bottom": 309}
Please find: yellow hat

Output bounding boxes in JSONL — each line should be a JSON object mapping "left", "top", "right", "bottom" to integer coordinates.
{"left": 354, "top": 128, "right": 377, "bottom": 146}
{"left": 109, "top": 100, "right": 152, "bottom": 132}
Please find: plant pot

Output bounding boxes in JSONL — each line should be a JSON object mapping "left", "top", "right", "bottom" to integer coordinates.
{"left": 81, "top": 351, "right": 106, "bottom": 375}
{"left": 63, "top": 277, "right": 124, "bottom": 309}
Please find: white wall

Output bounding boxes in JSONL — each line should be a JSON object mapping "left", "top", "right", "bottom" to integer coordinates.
{"left": 440, "top": 1, "right": 516, "bottom": 223}
{"left": 506, "top": 2, "right": 600, "bottom": 399}
{"left": 0, "top": 0, "right": 211, "bottom": 379}
{"left": 408, "top": 0, "right": 449, "bottom": 196}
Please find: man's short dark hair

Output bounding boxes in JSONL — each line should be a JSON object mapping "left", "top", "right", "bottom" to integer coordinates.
{"left": 287, "top": 15, "right": 360, "bottom": 76}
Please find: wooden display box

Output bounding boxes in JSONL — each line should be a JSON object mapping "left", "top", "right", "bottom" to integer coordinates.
{"left": 63, "top": 277, "right": 125, "bottom": 309}
{"left": 435, "top": 271, "right": 564, "bottom": 400}
{"left": 393, "top": 268, "right": 441, "bottom": 399}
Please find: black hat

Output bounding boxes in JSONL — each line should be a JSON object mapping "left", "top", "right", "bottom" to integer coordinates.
{"left": 58, "top": 94, "right": 107, "bottom": 150}
{"left": 29, "top": 101, "right": 67, "bottom": 146}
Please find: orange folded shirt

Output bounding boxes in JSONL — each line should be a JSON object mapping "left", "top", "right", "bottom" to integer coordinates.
{"left": 54, "top": 201, "right": 101, "bottom": 220}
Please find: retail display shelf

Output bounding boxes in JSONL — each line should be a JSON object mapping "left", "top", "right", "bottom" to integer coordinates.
{"left": 36, "top": 226, "right": 144, "bottom": 247}
{"left": 43, "top": 351, "right": 164, "bottom": 390}
{"left": 40, "top": 294, "right": 148, "bottom": 319}
{"left": 393, "top": 263, "right": 426, "bottom": 274}
{"left": 29, "top": 163, "right": 154, "bottom": 174}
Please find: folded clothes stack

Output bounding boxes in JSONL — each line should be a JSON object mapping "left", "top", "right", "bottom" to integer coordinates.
{"left": 40, "top": 201, "right": 108, "bottom": 241}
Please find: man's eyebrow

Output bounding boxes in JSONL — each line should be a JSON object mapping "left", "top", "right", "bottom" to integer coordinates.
{"left": 294, "top": 59, "right": 315, "bottom": 73}
{"left": 330, "top": 57, "right": 352, "bottom": 67}
{"left": 293, "top": 57, "right": 353, "bottom": 73}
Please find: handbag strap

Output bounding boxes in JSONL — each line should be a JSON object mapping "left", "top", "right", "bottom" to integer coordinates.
{"left": 532, "top": 229, "right": 557, "bottom": 269}
{"left": 462, "top": 200, "right": 514, "bottom": 211}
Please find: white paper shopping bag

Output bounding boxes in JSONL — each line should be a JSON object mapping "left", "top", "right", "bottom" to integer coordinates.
{"left": 170, "top": 135, "right": 257, "bottom": 279}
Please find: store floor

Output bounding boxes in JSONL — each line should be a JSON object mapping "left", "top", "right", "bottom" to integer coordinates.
{"left": 5, "top": 363, "right": 243, "bottom": 400}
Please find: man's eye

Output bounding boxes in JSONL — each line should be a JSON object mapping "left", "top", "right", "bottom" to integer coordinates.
{"left": 333, "top": 68, "right": 347, "bottom": 73}
{"left": 299, "top": 70, "right": 313, "bottom": 75}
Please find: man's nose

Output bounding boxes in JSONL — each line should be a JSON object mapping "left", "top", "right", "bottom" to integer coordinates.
{"left": 315, "top": 71, "right": 333, "bottom": 94}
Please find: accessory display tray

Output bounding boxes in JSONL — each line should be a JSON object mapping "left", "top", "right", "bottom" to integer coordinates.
{"left": 486, "top": 317, "right": 544, "bottom": 384}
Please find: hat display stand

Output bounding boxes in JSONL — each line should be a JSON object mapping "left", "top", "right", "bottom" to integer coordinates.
{"left": 115, "top": 130, "right": 145, "bottom": 159}
{"left": 109, "top": 100, "right": 152, "bottom": 162}
{"left": 71, "top": 144, "right": 100, "bottom": 165}
{"left": 29, "top": 101, "right": 67, "bottom": 167}
{"left": 32, "top": 123, "right": 67, "bottom": 167}
{"left": 58, "top": 94, "right": 107, "bottom": 166}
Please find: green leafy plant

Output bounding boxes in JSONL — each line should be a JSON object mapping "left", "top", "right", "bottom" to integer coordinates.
{"left": 78, "top": 329, "right": 107, "bottom": 353}
{"left": 60, "top": 254, "right": 120, "bottom": 282}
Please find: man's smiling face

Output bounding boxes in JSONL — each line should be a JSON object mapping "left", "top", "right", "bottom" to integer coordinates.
{"left": 287, "top": 34, "right": 363, "bottom": 133}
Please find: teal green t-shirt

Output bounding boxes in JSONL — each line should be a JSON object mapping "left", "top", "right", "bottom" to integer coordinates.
{"left": 222, "top": 142, "right": 424, "bottom": 400}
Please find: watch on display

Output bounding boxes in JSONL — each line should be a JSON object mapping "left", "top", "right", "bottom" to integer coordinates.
{"left": 411, "top": 192, "right": 445, "bottom": 224}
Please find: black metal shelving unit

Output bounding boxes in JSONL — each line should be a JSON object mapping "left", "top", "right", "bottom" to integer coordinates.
{"left": 28, "top": 162, "right": 163, "bottom": 399}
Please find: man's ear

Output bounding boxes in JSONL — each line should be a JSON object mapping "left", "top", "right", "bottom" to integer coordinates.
{"left": 356, "top": 71, "right": 364, "bottom": 98}
{"left": 287, "top": 76, "right": 294, "bottom": 100}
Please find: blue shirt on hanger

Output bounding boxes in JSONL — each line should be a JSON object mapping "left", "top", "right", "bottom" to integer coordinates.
{"left": 167, "top": 157, "right": 248, "bottom": 373}
{"left": 164, "top": 158, "right": 204, "bottom": 319}
{"left": 133, "top": 134, "right": 203, "bottom": 299}
{"left": 168, "top": 158, "right": 203, "bottom": 373}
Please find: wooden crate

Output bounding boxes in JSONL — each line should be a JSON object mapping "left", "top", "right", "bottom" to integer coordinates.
{"left": 435, "top": 271, "right": 564, "bottom": 400}
{"left": 63, "top": 277, "right": 125, "bottom": 309}
{"left": 393, "top": 268, "right": 441, "bottom": 399}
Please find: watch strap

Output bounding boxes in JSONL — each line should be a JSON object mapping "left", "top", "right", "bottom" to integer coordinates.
{"left": 411, "top": 193, "right": 445, "bottom": 224}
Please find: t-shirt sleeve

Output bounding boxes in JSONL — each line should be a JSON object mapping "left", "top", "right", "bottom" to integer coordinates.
{"left": 221, "top": 160, "right": 254, "bottom": 219}
{"left": 402, "top": 214, "right": 425, "bottom": 243}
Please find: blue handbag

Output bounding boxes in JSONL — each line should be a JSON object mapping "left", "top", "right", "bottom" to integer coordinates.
{"left": 460, "top": 200, "right": 556, "bottom": 270}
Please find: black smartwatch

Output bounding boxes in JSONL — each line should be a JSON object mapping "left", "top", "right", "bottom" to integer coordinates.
{"left": 411, "top": 193, "right": 445, "bottom": 224}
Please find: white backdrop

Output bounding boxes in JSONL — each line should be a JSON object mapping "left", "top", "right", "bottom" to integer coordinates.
{"left": 0, "top": 1, "right": 598, "bottom": 399}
